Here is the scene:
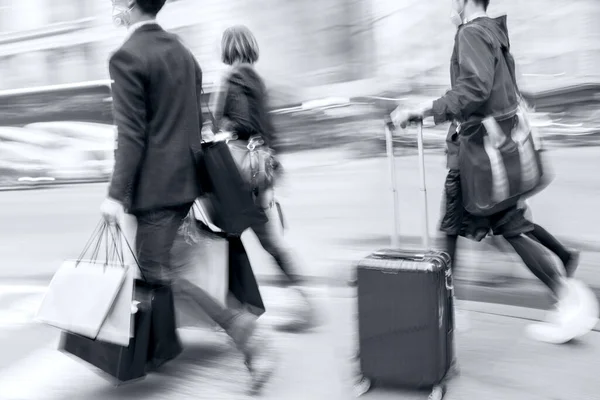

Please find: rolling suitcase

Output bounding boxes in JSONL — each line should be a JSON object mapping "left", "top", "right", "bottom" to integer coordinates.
{"left": 356, "top": 119, "right": 455, "bottom": 399}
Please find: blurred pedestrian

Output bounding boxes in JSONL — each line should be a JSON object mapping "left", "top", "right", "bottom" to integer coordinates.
{"left": 102, "top": 0, "right": 276, "bottom": 392}
{"left": 206, "top": 25, "right": 318, "bottom": 331}
{"left": 392, "top": 0, "right": 596, "bottom": 344}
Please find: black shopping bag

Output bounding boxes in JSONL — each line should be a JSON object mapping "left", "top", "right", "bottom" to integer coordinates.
{"left": 201, "top": 141, "right": 267, "bottom": 235}
{"left": 228, "top": 236, "right": 266, "bottom": 317}
{"left": 59, "top": 300, "right": 152, "bottom": 384}
{"left": 136, "top": 280, "right": 183, "bottom": 370}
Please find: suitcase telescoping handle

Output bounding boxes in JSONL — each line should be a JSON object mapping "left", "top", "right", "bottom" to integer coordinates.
{"left": 384, "top": 117, "right": 430, "bottom": 249}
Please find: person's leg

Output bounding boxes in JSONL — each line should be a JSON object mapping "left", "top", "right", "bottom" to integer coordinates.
{"left": 251, "top": 195, "right": 317, "bottom": 329}
{"left": 440, "top": 170, "right": 471, "bottom": 338}
{"left": 504, "top": 234, "right": 563, "bottom": 296}
{"left": 445, "top": 234, "right": 459, "bottom": 269}
{"left": 252, "top": 211, "right": 302, "bottom": 285}
{"left": 504, "top": 233, "right": 597, "bottom": 343}
{"left": 527, "top": 224, "right": 579, "bottom": 277}
{"left": 175, "top": 278, "right": 276, "bottom": 392}
{"left": 143, "top": 206, "right": 277, "bottom": 386}
{"left": 135, "top": 203, "right": 192, "bottom": 368}
{"left": 135, "top": 204, "right": 193, "bottom": 284}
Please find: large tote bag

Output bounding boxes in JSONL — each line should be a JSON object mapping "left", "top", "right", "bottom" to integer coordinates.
{"left": 36, "top": 221, "right": 135, "bottom": 346}
{"left": 458, "top": 111, "right": 549, "bottom": 216}
{"left": 200, "top": 141, "right": 267, "bottom": 234}
{"left": 59, "top": 298, "right": 152, "bottom": 384}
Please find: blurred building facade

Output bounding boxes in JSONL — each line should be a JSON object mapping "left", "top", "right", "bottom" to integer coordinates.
{"left": 372, "top": 0, "right": 600, "bottom": 94}
{"left": 0, "top": 0, "right": 598, "bottom": 101}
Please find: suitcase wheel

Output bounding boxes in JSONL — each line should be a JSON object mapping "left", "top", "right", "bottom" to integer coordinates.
{"left": 428, "top": 384, "right": 446, "bottom": 400}
{"left": 352, "top": 377, "right": 372, "bottom": 397}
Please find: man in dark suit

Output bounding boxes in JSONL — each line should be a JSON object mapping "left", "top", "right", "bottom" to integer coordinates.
{"left": 102, "top": 1, "right": 276, "bottom": 390}
{"left": 101, "top": 0, "right": 202, "bottom": 269}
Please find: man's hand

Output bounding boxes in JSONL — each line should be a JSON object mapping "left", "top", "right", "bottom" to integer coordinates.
{"left": 101, "top": 197, "right": 125, "bottom": 224}
{"left": 391, "top": 107, "right": 424, "bottom": 129}
{"left": 201, "top": 122, "right": 216, "bottom": 142}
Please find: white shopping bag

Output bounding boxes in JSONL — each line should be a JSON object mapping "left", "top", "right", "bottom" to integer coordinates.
{"left": 35, "top": 259, "right": 128, "bottom": 340}
{"left": 95, "top": 261, "right": 136, "bottom": 346}
{"left": 118, "top": 213, "right": 140, "bottom": 339}
{"left": 171, "top": 215, "right": 229, "bottom": 329}
{"left": 192, "top": 197, "right": 223, "bottom": 233}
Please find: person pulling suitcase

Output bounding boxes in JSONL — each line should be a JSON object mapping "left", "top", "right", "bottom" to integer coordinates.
{"left": 392, "top": 0, "right": 598, "bottom": 344}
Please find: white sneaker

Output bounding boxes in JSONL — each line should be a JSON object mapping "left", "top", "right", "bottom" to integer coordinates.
{"left": 569, "top": 279, "right": 599, "bottom": 337}
{"left": 526, "top": 279, "right": 598, "bottom": 344}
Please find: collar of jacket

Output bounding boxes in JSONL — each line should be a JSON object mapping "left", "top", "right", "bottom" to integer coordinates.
{"left": 464, "top": 12, "right": 488, "bottom": 25}
{"left": 123, "top": 19, "right": 157, "bottom": 42}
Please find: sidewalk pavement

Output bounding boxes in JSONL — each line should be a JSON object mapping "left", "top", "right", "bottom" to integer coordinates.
{"left": 0, "top": 285, "right": 598, "bottom": 400}
{"left": 2, "top": 146, "right": 600, "bottom": 290}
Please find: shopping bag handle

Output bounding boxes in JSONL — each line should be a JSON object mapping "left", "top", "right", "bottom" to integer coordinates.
{"left": 113, "top": 223, "right": 148, "bottom": 282}
{"left": 75, "top": 220, "right": 147, "bottom": 281}
{"left": 76, "top": 220, "right": 127, "bottom": 267}
{"left": 77, "top": 220, "right": 109, "bottom": 266}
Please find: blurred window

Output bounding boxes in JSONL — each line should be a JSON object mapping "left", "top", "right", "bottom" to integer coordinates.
{"left": 0, "top": 82, "right": 113, "bottom": 126}
{"left": 47, "top": 0, "right": 92, "bottom": 24}
{"left": 46, "top": 45, "right": 91, "bottom": 84}
{"left": 0, "top": 0, "right": 11, "bottom": 32}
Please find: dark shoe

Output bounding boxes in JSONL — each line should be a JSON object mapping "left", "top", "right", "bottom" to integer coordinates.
{"left": 565, "top": 250, "right": 580, "bottom": 278}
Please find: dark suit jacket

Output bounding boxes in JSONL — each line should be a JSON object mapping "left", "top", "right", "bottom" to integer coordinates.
{"left": 108, "top": 23, "right": 204, "bottom": 213}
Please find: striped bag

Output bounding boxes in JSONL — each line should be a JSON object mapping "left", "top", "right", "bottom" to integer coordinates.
{"left": 459, "top": 109, "right": 550, "bottom": 217}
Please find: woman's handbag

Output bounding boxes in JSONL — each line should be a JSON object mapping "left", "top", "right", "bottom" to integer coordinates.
{"left": 200, "top": 140, "right": 268, "bottom": 235}
{"left": 227, "top": 136, "right": 278, "bottom": 192}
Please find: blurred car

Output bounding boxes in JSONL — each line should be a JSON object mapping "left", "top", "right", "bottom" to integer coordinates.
{"left": 25, "top": 121, "right": 115, "bottom": 177}
{"left": 0, "top": 126, "right": 112, "bottom": 182}
{"left": 0, "top": 140, "right": 54, "bottom": 186}
{"left": 26, "top": 121, "right": 116, "bottom": 145}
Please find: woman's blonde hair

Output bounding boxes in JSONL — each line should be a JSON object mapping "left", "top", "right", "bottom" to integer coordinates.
{"left": 221, "top": 25, "right": 259, "bottom": 65}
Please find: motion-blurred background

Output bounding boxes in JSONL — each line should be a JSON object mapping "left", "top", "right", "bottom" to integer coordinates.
{"left": 0, "top": 0, "right": 596, "bottom": 263}
{"left": 0, "top": 0, "right": 599, "bottom": 186}
{"left": 0, "top": 3, "right": 599, "bottom": 398}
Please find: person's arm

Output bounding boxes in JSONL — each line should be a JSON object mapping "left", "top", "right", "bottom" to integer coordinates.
{"left": 193, "top": 58, "right": 205, "bottom": 126}
{"left": 430, "top": 26, "right": 496, "bottom": 125}
{"left": 220, "top": 75, "right": 252, "bottom": 138}
{"left": 107, "top": 48, "right": 147, "bottom": 208}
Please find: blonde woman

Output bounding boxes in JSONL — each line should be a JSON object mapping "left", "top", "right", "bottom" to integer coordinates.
{"left": 209, "top": 25, "right": 317, "bottom": 331}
